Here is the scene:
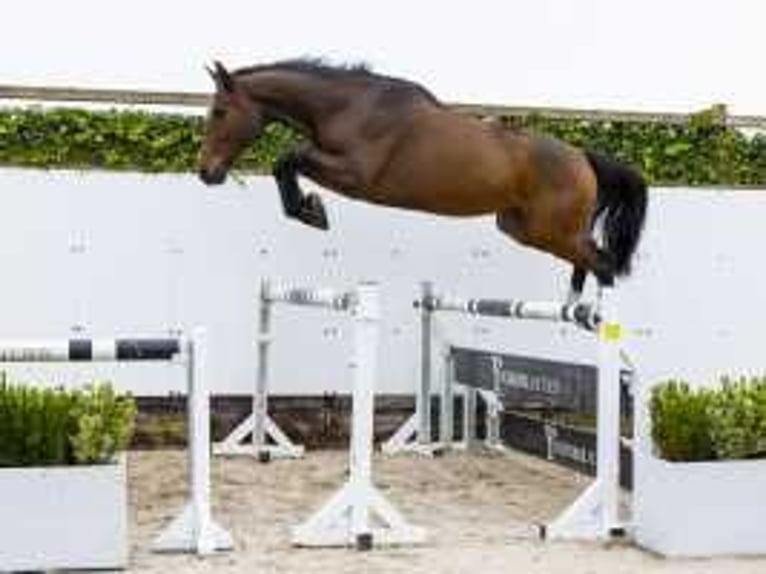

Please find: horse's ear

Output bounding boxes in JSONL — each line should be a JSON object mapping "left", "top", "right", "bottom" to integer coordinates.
{"left": 205, "top": 64, "right": 217, "bottom": 83}
{"left": 213, "top": 60, "right": 235, "bottom": 93}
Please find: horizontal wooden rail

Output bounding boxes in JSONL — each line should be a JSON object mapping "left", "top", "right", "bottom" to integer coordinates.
{"left": 0, "top": 84, "right": 210, "bottom": 108}
{"left": 0, "top": 84, "right": 764, "bottom": 129}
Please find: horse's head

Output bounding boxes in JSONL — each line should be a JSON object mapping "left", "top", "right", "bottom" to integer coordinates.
{"left": 198, "top": 61, "right": 265, "bottom": 185}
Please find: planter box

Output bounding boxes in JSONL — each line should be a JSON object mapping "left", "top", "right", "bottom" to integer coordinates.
{"left": 635, "top": 454, "right": 766, "bottom": 557}
{"left": 0, "top": 455, "right": 128, "bottom": 570}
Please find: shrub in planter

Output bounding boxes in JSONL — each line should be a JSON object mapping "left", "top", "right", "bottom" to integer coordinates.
{"left": 650, "top": 376, "right": 766, "bottom": 461}
{"left": 707, "top": 376, "right": 766, "bottom": 460}
{"left": 649, "top": 380, "right": 715, "bottom": 461}
{"left": 0, "top": 375, "right": 137, "bottom": 570}
{"left": 641, "top": 376, "right": 766, "bottom": 557}
{"left": 0, "top": 373, "right": 137, "bottom": 466}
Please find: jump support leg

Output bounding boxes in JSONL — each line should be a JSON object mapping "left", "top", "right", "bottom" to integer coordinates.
{"left": 153, "top": 328, "right": 234, "bottom": 554}
{"left": 292, "top": 284, "right": 426, "bottom": 548}
{"left": 544, "top": 285, "right": 623, "bottom": 540}
{"left": 215, "top": 280, "right": 304, "bottom": 461}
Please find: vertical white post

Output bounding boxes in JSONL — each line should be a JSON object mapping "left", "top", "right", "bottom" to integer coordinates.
{"left": 545, "top": 285, "right": 623, "bottom": 540}
{"left": 418, "top": 281, "right": 434, "bottom": 446}
{"left": 464, "top": 388, "right": 478, "bottom": 447}
{"left": 189, "top": 327, "right": 213, "bottom": 554}
{"left": 486, "top": 364, "right": 502, "bottom": 448}
{"left": 380, "top": 282, "right": 440, "bottom": 455}
{"left": 214, "top": 279, "right": 304, "bottom": 460}
{"left": 254, "top": 280, "right": 272, "bottom": 460}
{"left": 440, "top": 352, "right": 455, "bottom": 445}
{"left": 596, "top": 285, "right": 621, "bottom": 533}
{"left": 153, "top": 328, "right": 233, "bottom": 554}
{"left": 349, "top": 283, "right": 379, "bottom": 548}
{"left": 292, "top": 283, "right": 426, "bottom": 548}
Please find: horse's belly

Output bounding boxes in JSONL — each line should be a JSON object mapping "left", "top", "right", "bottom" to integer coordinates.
{"left": 372, "top": 176, "right": 514, "bottom": 216}
{"left": 369, "top": 118, "right": 521, "bottom": 215}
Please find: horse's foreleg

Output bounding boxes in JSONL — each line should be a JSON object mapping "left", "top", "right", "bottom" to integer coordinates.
{"left": 290, "top": 146, "right": 363, "bottom": 196}
{"left": 273, "top": 149, "right": 329, "bottom": 230}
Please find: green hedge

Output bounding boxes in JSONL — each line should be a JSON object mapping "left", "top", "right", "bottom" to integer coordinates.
{"left": 0, "top": 108, "right": 298, "bottom": 174}
{"left": 502, "top": 106, "right": 766, "bottom": 186}
{"left": 0, "top": 105, "right": 764, "bottom": 185}
{"left": 0, "top": 377, "right": 136, "bottom": 467}
{"left": 650, "top": 376, "right": 766, "bottom": 462}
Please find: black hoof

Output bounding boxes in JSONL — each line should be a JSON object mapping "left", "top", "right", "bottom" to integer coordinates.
{"left": 300, "top": 193, "right": 329, "bottom": 230}
{"left": 538, "top": 523, "right": 547, "bottom": 540}
{"left": 356, "top": 532, "right": 373, "bottom": 551}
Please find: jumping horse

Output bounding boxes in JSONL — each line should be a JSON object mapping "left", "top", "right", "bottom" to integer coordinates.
{"left": 198, "top": 59, "right": 648, "bottom": 299}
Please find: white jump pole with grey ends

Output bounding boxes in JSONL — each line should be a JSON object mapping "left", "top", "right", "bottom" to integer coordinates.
{"left": 0, "top": 328, "right": 232, "bottom": 555}
{"left": 418, "top": 280, "right": 604, "bottom": 454}
{"left": 250, "top": 281, "right": 425, "bottom": 549}
{"left": 215, "top": 279, "right": 305, "bottom": 461}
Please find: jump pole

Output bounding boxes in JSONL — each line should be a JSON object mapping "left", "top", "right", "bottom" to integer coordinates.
{"left": 0, "top": 328, "right": 232, "bottom": 555}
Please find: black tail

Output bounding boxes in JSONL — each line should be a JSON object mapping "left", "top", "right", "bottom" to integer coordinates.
{"left": 585, "top": 150, "right": 648, "bottom": 276}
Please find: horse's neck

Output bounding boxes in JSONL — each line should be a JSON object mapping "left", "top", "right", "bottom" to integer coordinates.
{"left": 240, "top": 71, "right": 351, "bottom": 136}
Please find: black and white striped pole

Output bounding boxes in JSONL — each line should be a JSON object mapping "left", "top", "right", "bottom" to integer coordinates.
{"left": 0, "top": 337, "right": 181, "bottom": 362}
{"left": 0, "top": 328, "right": 233, "bottom": 555}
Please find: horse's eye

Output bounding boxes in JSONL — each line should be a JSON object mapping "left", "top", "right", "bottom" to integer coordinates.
{"left": 212, "top": 108, "right": 227, "bottom": 120}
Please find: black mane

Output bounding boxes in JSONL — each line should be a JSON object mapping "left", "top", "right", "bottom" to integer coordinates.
{"left": 234, "top": 57, "right": 440, "bottom": 104}
{"left": 234, "top": 57, "right": 374, "bottom": 80}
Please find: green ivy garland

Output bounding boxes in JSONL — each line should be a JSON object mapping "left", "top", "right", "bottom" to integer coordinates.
{"left": 0, "top": 106, "right": 763, "bottom": 185}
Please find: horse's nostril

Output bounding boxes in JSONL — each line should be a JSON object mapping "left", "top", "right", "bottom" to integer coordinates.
{"left": 199, "top": 166, "right": 226, "bottom": 185}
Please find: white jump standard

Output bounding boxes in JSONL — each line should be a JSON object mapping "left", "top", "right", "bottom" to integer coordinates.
{"left": 255, "top": 280, "right": 425, "bottom": 550}
{"left": 388, "top": 280, "right": 624, "bottom": 541}
{"left": 215, "top": 279, "right": 306, "bottom": 461}
{"left": 383, "top": 283, "right": 601, "bottom": 455}
{"left": 0, "top": 329, "right": 234, "bottom": 556}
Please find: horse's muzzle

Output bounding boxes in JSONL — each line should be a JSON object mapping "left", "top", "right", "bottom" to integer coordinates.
{"left": 198, "top": 166, "right": 227, "bottom": 185}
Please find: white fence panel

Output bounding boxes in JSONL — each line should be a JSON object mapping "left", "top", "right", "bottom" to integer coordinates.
{"left": 0, "top": 169, "right": 764, "bottom": 399}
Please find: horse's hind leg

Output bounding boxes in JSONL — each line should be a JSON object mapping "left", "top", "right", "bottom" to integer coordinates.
{"left": 273, "top": 148, "right": 329, "bottom": 230}
{"left": 496, "top": 208, "right": 615, "bottom": 298}
{"left": 573, "top": 237, "right": 616, "bottom": 288}
{"left": 568, "top": 267, "right": 587, "bottom": 304}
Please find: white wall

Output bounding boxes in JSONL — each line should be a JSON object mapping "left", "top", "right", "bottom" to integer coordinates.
{"left": 2, "top": 0, "right": 764, "bottom": 115}
{"left": 0, "top": 168, "right": 763, "bottom": 398}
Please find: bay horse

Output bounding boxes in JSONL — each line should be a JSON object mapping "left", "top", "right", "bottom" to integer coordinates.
{"left": 198, "top": 59, "right": 648, "bottom": 299}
